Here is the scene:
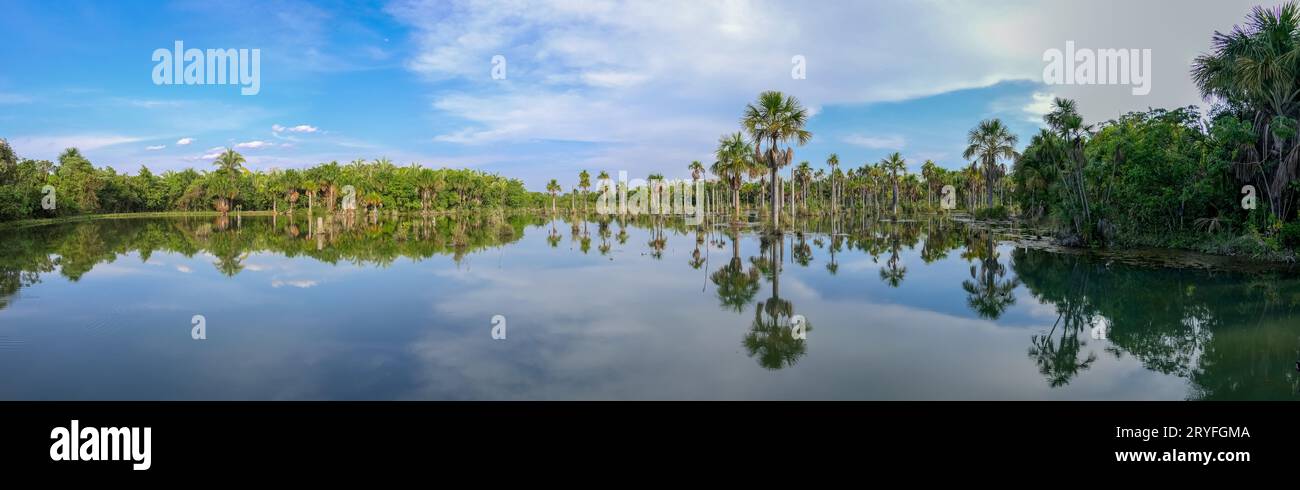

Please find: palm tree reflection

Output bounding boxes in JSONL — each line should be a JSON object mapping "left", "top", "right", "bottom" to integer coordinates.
{"left": 879, "top": 222, "right": 907, "bottom": 287}
{"left": 961, "top": 230, "right": 1018, "bottom": 319}
{"left": 710, "top": 227, "right": 760, "bottom": 313}
{"left": 743, "top": 233, "right": 809, "bottom": 370}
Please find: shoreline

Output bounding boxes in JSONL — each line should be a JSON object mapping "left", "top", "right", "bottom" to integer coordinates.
{"left": 6, "top": 211, "right": 1296, "bottom": 269}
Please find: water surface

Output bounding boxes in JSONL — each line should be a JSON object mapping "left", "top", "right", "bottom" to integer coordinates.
{"left": 1, "top": 214, "right": 1298, "bottom": 400}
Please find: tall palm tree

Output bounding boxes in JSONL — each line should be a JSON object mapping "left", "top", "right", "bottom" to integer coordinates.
{"left": 688, "top": 160, "right": 706, "bottom": 214}
{"left": 962, "top": 118, "right": 1020, "bottom": 208}
{"left": 795, "top": 161, "right": 812, "bottom": 212}
{"left": 826, "top": 153, "right": 839, "bottom": 212}
{"left": 879, "top": 152, "right": 906, "bottom": 216}
{"left": 546, "top": 179, "right": 561, "bottom": 215}
{"left": 595, "top": 170, "right": 611, "bottom": 211}
{"left": 920, "top": 159, "right": 940, "bottom": 208}
{"left": 213, "top": 147, "right": 246, "bottom": 175}
{"left": 712, "top": 132, "right": 754, "bottom": 220}
{"left": 742, "top": 91, "right": 812, "bottom": 229}
{"left": 302, "top": 179, "right": 318, "bottom": 214}
{"left": 415, "top": 168, "right": 443, "bottom": 216}
{"left": 1192, "top": 3, "right": 1300, "bottom": 218}
{"left": 211, "top": 148, "right": 246, "bottom": 214}
{"left": 578, "top": 169, "right": 591, "bottom": 213}
{"left": 813, "top": 168, "right": 825, "bottom": 208}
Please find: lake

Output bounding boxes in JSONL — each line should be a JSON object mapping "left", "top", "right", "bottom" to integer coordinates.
{"left": 1, "top": 213, "right": 1298, "bottom": 400}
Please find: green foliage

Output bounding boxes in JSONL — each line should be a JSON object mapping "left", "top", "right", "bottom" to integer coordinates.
{"left": 0, "top": 142, "right": 545, "bottom": 222}
{"left": 1085, "top": 107, "right": 1235, "bottom": 234}
{"left": 1012, "top": 100, "right": 1264, "bottom": 249}
{"left": 0, "top": 139, "right": 55, "bottom": 221}
{"left": 1280, "top": 221, "right": 1300, "bottom": 250}
{"left": 973, "top": 205, "right": 1009, "bottom": 221}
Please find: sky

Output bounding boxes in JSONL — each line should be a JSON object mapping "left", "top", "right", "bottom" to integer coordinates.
{"left": 0, "top": 0, "right": 1272, "bottom": 190}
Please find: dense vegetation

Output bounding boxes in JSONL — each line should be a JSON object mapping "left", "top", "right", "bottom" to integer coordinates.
{"left": 1009, "top": 4, "right": 1300, "bottom": 257}
{"left": 0, "top": 142, "right": 544, "bottom": 222}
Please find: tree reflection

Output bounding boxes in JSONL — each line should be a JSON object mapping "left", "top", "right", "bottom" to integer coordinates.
{"left": 0, "top": 212, "right": 533, "bottom": 306}
{"left": 743, "top": 233, "right": 809, "bottom": 370}
{"left": 960, "top": 230, "right": 1018, "bottom": 319}
{"left": 1013, "top": 247, "right": 1300, "bottom": 398}
{"left": 879, "top": 222, "right": 908, "bottom": 287}
{"left": 1026, "top": 311, "right": 1099, "bottom": 387}
{"left": 710, "top": 227, "right": 760, "bottom": 313}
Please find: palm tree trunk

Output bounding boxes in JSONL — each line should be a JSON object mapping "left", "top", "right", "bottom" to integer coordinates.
{"left": 985, "top": 160, "right": 994, "bottom": 208}
{"left": 770, "top": 167, "right": 779, "bottom": 229}
{"left": 892, "top": 173, "right": 899, "bottom": 216}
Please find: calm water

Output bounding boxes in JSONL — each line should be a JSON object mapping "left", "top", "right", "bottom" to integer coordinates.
{"left": 1, "top": 214, "right": 1298, "bottom": 400}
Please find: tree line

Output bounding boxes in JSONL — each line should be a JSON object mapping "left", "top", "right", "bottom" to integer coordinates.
{"left": 0, "top": 143, "right": 545, "bottom": 222}
{"left": 1011, "top": 3, "right": 1300, "bottom": 254}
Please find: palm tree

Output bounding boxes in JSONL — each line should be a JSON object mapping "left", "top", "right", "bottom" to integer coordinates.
{"left": 595, "top": 170, "right": 611, "bottom": 212}
{"left": 879, "top": 152, "right": 906, "bottom": 216}
{"left": 920, "top": 159, "right": 940, "bottom": 208}
{"left": 813, "top": 168, "right": 825, "bottom": 208}
{"left": 211, "top": 148, "right": 246, "bottom": 214}
{"left": 826, "top": 153, "right": 839, "bottom": 212}
{"left": 415, "top": 169, "right": 443, "bottom": 216}
{"left": 302, "top": 179, "right": 318, "bottom": 214}
{"left": 962, "top": 118, "right": 1020, "bottom": 209}
{"left": 688, "top": 160, "right": 706, "bottom": 215}
{"left": 315, "top": 161, "right": 341, "bottom": 213}
{"left": 1192, "top": 4, "right": 1300, "bottom": 218}
{"left": 578, "top": 169, "right": 591, "bottom": 213}
{"left": 795, "top": 161, "right": 812, "bottom": 212}
{"left": 281, "top": 169, "right": 301, "bottom": 214}
{"left": 1042, "top": 98, "right": 1093, "bottom": 235}
{"left": 962, "top": 162, "right": 982, "bottom": 211}
{"left": 646, "top": 173, "right": 665, "bottom": 214}
{"left": 546, "top": 179, "right": 561, "bottom": 215}
{"left": 712, "top": 132, "right": 754, "bottom": 220}
{"left": 742, "top": 91, "right": 812, "bottom": 229}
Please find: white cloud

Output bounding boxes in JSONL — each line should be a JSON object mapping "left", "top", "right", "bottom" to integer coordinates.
{"left": 1022, "top": 92, "right": 1056, "bottom": 123}
{"left": 387, "top": 0, "right": 1266, "bottom": 180}
{"left": 176, "top": 265, "right": 192, "bottom": 273}
{"left": 386, "top": 0, "right": 1058, "bottom": 181}
{"left": 843, "top": 134, "right": 905, "bottom": 150}
{"left": 194, "top": 148, "right": 225, "bottom": 160}
{"left": 271, "top": 279, "right": 318, "bottom": 288}
{"left": 7, "top": 134, "right": 144, "bottom": 155}
{"left": 235, "top": 140, "right": 274, "bottom": 149}
{"left": 580, "top": 71, "right": 650, "bottom": 88}
{"left": 176, "top": 137, "right": 194, "bottom": 145}
{"left": 272, "top": 124, "right": 319, "bottom": 134}
{"left": 145, "top": 144, "right": 166, "bottom": 151}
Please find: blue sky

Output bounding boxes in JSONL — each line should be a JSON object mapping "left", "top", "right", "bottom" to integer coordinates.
{"left": 0, "top": 0, "right": 1266, "bottom": 190}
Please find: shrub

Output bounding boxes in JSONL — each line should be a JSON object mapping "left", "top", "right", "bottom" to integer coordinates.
{"left": 973, "top": 205, "right": 1009, "bottom": 221}
{"left": 1280, "top": 221, "right": 1300, "bottom": 250}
